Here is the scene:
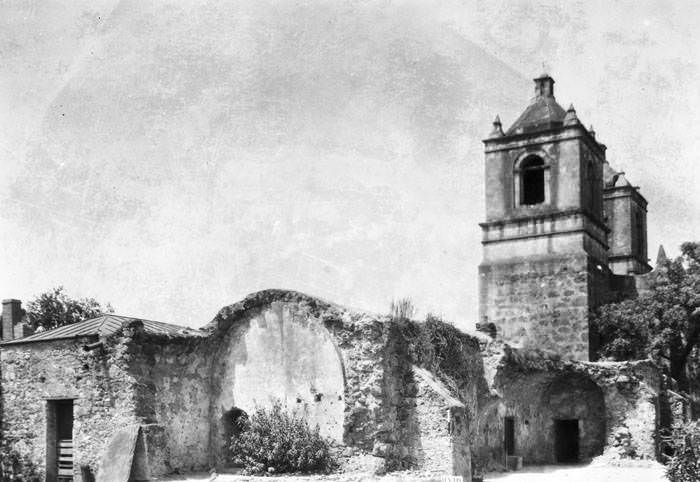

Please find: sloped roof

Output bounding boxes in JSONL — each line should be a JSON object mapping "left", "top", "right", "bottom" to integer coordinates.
{"left": 506, "top": 95, "right": 567, "bottom": 135}
{"left": 0, "top": 314, "right": 193, "bottom": 346}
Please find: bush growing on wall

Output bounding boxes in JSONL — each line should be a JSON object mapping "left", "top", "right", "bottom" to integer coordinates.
{"left": 400, "top": 313, "right": 473, "bottom": 391}
{"left": 0, "top": 449, "right": 40, "bottom": 482}
{"left": 228, "top": 401, "right": 336, "bottom": 474}
{"left": 666, "top": 422, "right": 700, "bottom": 482}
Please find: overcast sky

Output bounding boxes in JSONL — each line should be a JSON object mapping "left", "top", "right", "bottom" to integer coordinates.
{"left": 1, "top": 0, "right": 698, "bottom": 330}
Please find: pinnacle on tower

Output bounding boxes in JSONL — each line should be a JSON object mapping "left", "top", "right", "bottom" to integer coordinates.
{"left": 489, "top": 114, "right": 504, "bottom": 138}
{"left": 656, "top": 245, "right": 669, "bottom": 267}
{"left": 589, "top": 125, "right": 596, "bottom": 138}
{"left": 563, "top": 104, "right": 580, "bottom": 126}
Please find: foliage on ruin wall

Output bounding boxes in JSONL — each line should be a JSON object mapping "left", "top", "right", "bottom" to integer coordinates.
{"left": 666, "top": 421, "right": 700, "bottom": 482}
{"left": 399, "top": 313, "right": 479, "bottom": 394}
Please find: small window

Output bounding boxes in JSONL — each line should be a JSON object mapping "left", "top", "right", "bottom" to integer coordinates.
{"left": 520, "top": 156, "right": 546, "bottom": 205}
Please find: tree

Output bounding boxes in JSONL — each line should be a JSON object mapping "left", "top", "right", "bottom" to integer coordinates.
{"left": 592, "top": 242, "right": 700, "bottom": 392}
{"left": 25, "top": 286, "right": 114, "bottom": 332}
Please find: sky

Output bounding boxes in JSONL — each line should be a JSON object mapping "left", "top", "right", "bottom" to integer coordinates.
{"left": 1, "top": 0, "right": 699, "bottom": 330}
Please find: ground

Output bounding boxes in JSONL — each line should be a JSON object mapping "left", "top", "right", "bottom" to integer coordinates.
{"left": 161, "top": 463, "right": 668, "bottom": 482}
{"left": 484, "top": 463, "right": 667, "bottom": 482}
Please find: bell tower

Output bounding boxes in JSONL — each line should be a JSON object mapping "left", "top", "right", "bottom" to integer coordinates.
{"left": 478, "top": 73, "right": 609, "bottom": 361}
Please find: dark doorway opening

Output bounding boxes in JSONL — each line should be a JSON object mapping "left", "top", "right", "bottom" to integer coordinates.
{"left": 504, "top": 416, "right": 515, "bottom": 456}
{"left": 554, "top": 419, "right": 579, "bottom": 463}
{"left": 47, "top": 399, "right": 74, "bottom": 481}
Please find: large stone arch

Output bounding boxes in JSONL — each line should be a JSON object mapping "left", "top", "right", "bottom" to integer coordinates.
{"left": 207, "top": 293, "right": 346, "bottom": 464}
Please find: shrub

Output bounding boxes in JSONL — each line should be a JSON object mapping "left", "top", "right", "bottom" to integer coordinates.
{"left": 666, "top": 422, "right": 700, "bottom": 482}
{"left": 0, "top": 449, "right": 40, "bottom": 481}
{"left": 401, "top": 314, "right": 473, "bottom": 390}
{"left": 228, "top": 401, "right": 336, "bottom": 474}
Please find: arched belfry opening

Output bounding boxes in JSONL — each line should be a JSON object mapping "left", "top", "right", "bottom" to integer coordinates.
{"left": 516, "top": 155, "right": 548, "bottom": 206}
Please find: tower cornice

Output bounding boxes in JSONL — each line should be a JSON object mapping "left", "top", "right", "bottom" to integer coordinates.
{"left": 483, "top": 124, "right": 606, "bottom": 158}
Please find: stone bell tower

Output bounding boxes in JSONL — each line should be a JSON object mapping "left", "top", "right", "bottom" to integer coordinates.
{"left": 478, "top": 73, "right": 610, "bottom": 361}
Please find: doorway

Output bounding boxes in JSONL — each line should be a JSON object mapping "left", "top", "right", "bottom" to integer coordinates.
{"left": 504, "top": 416, "right": 515, "bottom": 456}
{"left": 554, "top": 419, "right": 579, "bottom": 463}
{"left": 47, "top": 399, "right": 74, "bottom": 481}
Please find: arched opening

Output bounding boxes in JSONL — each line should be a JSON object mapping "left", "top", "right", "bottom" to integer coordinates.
{"left": 223, "top": 407, "right": 249, "bottom": 441}
{"left": 211, "top": 300, "right": 346, "bottom": 463}
{"left": 543, "top": 375, "right": 605, "bottom": 463}
{"left": 519, "top": 156, "right": 546, "bottom": 205}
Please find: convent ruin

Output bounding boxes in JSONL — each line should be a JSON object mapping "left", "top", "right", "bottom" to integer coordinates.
{"left": 0, "top": 75, "right": 681, "bottom": 482}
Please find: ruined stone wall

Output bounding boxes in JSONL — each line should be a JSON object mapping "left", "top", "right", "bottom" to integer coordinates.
{"left": 123, "top": 330, "right": 212, "bottom": 474}
{"left": 206, "top": 295, "right": 348, "bottom": 466}
{"left": 122, "top": 290, "right": 433, "bottom": 474}
{"left": 198, "top": 290, "right": 480, "bottom": 475}
{"left": 594, "top": 361, "right": 660, "bottom": 460}
{"left": 474, "top": 343, "right": 661, "bottom": 469}
{"left": 494, "top": 370, "right": 605, "bottom": 465}
{"left": 479, "top": 254, "right": 591, "bottom": 360}
{"left": 1, "top": 291, "right": 484, "bottom": 479}
{"left": 410, "top": 367, "right": 470, "bottom": 478}
{"left": 0, "top": 337, "right": 139, "bottom": 477}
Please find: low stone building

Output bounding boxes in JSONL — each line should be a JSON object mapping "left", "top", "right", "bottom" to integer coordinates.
{"left": 473, "top": 341, "right": 663, "bottom": 471}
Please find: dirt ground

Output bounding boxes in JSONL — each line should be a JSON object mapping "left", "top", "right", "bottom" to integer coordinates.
{"left": 483, "top": 463, "right": 667, "bottom": 481}
{"left": 161, "top": 462, "right": 668, "bottom": 482}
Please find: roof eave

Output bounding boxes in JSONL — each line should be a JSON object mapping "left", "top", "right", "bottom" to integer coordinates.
{"left": 0, "top": 333, "right": 99, "bottom": 347}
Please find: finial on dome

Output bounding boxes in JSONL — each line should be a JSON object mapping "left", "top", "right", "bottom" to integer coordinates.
{"left": 489, "top": 114, "right": 504, "bottom": 138}
{"left": 563, "top": 104, "right": 580, "bottom": 126}
{"left": 533, "top": 70, "right": 555, "bottom": 98}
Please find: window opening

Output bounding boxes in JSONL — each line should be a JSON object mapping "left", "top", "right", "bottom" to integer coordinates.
{"left": 520, "top": 157, "right": 546, "bottom": 205}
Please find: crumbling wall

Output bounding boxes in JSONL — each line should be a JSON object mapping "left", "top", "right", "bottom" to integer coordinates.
{"left": 206, "top": 294, "right": 348, "bottom": 466}
{"left": 123, "top": 328, "right": 211, "bottom": 475}
{"left": 476, "top": 343, "right": 661, "bottom": 468}
{"left": 493, "top": 369, "right": 605, "bottom": 464}
{"left": 0, "top": 337, "right": 139, "bottom": 477}
{"left": 411, "top": 367, "right": 470, "bottom": 478}
{"left": 0, "top": 290, "right": 484, "bottom": 480}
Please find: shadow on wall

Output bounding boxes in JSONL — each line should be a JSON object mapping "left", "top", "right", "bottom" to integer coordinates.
{"left": 481, "top": 370, "right": 606, "bottom": 466}
{"left": 207, "top": 299, "right": 346, "bottom": 466}
{"left": 543, "top": 375, "right": 606, "bottom": 462}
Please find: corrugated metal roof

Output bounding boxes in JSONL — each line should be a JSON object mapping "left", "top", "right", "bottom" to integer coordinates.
{"left": 0, "top": 314, "right": 193, "bottom": 346}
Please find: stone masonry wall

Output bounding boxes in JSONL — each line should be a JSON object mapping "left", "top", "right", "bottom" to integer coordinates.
{"left": 475, "top": 343, "right": 661, "bottom": 468}
{"left": 0, "top": 337, "right": 140, "bottom": 478}
{"left": 123, "top": 290, "right": 443, "bottom": 474}
{"left": 411, "top": 367, "right": 470, "bottom": 478}
{"left": 479, "top": 254, "right": 590, "bottom": 360}
{"left": 204, "top": 290, "right": 425, "bottom": 473}
{"left": 121, "top": 329, "right": 211, "bottom": 474}
{"left": 1, "top": 290, "right": 485, "bottom": 479}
